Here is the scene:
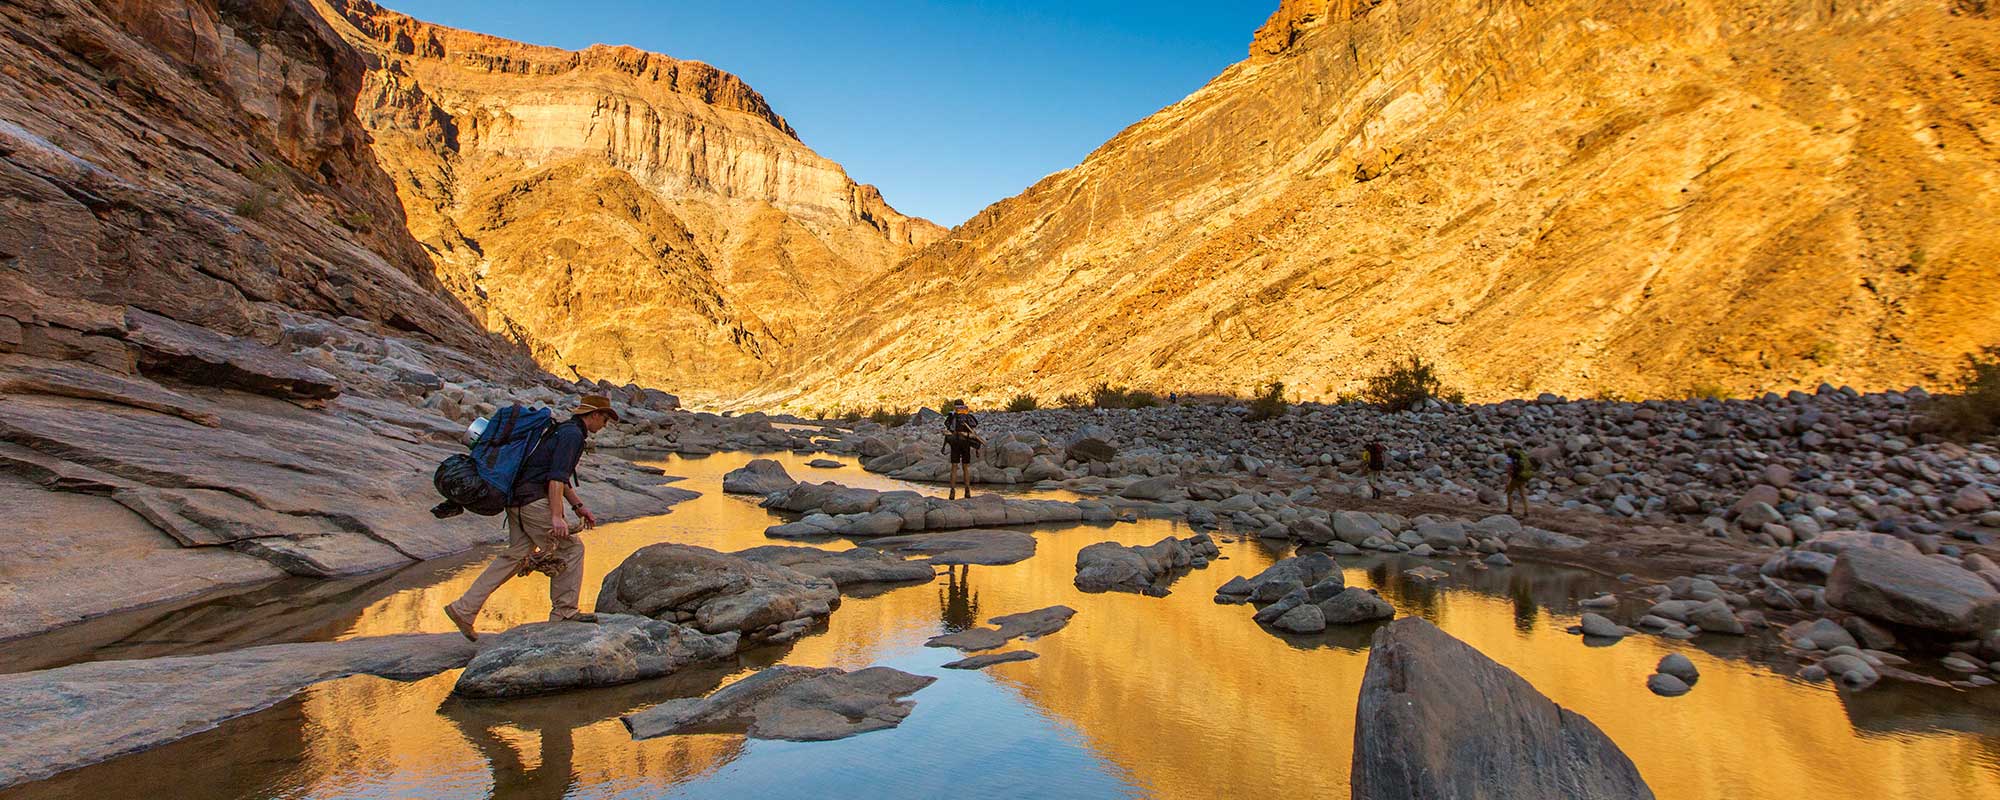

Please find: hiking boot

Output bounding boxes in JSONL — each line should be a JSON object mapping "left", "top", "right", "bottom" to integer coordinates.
{"left": 556, "top": 612, "right": 599, "bottom": 624}
{"left": 444, "top": 604, "right": 478, "bottom": 641}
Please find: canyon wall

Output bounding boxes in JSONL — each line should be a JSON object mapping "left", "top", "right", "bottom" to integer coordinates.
{"left": 314, "top": 0, "right": 943, "bottom": 404}
{"left": 749, "top": 0, "right": 2000, "bottom": 410}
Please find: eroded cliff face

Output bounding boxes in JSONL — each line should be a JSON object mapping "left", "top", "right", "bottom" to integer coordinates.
{"left": 314, "top": 0, "right": 943, "bottom": 402}
{"left": 751, "top": 0, "right": 2000, "bottom": 410}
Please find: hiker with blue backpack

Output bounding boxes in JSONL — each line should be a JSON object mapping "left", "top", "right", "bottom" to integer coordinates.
{"left": 437, "top": 394, "right": 621, "bottom": 640}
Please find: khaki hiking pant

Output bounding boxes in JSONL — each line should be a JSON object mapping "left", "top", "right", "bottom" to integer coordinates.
{"left": 447, "top": 498, "right": 586, "bottom": 622}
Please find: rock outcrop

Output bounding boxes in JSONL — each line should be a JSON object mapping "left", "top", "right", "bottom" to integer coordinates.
{"left": 452, "top": 615, "right": 740, "bottom": 698}
{"left": 0, "top": 634, "right": 474, "bottom": 789}
{"left": 1351, "top": 618, "right": 1655, "bottom": 800}
{"left": 622, "top": 665, "right": 936, "bottom": 742}
{"left": 316, "top": 0, "right": 942, "bottom": 402}
{"left": 1074, "top": 533, "right": 1219, "bottom": 595}
{"left": 722, "top": 458, "right": 798, "bottom": 496}
{"left": 595, "top": 543, "right": 841, "bottom": 646}
{"left": 733, "top": 545, "right": 938, "bottom": 588}
{"left": 747, "top": 0, "right": 2000, "bottom": 410}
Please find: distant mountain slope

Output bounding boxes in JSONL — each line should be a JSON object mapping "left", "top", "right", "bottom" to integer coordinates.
{"left": 316, "top": 0, "right": 942, "bottom": 403}
{"left": 750, "top": 0, "right": 2000, "bottom": 410}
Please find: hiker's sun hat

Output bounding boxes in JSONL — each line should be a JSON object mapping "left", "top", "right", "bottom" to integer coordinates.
{"left": 571, "top": 393, "right": 622, "bottom": 421}
{"left": 952, "top": 400, "right": 968, "bottom": 410}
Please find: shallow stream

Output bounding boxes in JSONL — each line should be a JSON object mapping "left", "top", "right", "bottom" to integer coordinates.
{"left": 3, "top": 451, "right": 1997, "bottom": 799}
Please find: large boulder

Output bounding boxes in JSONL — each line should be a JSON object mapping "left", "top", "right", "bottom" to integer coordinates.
{"left": 721, "top": 459, "right": 796, "bottom": 495}
{"left": 1825, "top": 549, "right": 2000, "bottom": 634}
{"left": 623, "top": 665, "right": 935, "bottom": 742}
{"left": 452, "top": 615, "right": 739, "bottom": 698}
{"left": 1065, "top": 424, "right": 1119, "bottom": 463}
{"left": 1352, "top": 618, "right": 1654, "bottom": 800}
{"left": 1074, "top": 533, "right": 1219, "bottom": 595}
{"left": 1217, "top": 553, "right": 1338, "bottom": 603}
{"left": 596, "top": 544, "right": 840, "bottom": 645}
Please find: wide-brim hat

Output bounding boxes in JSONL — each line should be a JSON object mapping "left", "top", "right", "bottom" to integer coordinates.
{"left": 571, "top": 393, "right": 622, "bottom": 421}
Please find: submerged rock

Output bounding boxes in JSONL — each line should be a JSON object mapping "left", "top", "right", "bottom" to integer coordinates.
{"left": 453, "top": 615, "right": 738, "bottom": 698}
{"left": 943, "top": 650, "right": 1040, "bottom": 670}
{"left": 926, "top": 605, "right": 1077, "bottom": 651}
{"left": 595, "top": 544, "right": 840, "bottom": 646}
{"left": 623, "top": 665, "right": 936, "bottom": 742}
{"left": 1352, "top": 618, "right": 1654, "bottom": 799}
{"left": 1074, "top": 533, "right": 1219, "bottom": 595}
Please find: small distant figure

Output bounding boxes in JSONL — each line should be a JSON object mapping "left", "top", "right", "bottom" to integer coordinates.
{"left": 942, "top": 400, "right": 983, "bottom": 499}
{"left": 1360, "top": 441, "right": 1387, "bottom": 499}
{"left": 1168, "top": 392, "right": 1179, "bottom": 405}
{"left": 1505, "top": 445, "right": 1539, "bottom": 520}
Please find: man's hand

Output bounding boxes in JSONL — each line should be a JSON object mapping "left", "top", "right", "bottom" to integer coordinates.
{"left": 575, "top": 505, "right": 599, "bottom": 529}
{"left": 549, "top": 507, "right": 572, "bottom": 540}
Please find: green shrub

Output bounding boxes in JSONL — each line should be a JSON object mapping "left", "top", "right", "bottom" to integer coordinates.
{"left": 1089, "top": 383, "right": 1160, "bottom": 409}
{"left": 1361, "top": 355, "right": 1461, "bottom": 411}
{"left": 868, "top": 406, "right": 912, "bottom": 427}
{"left": 1056, "top": 392, "right": 1086, "bottom": 409}
{"left": 1685, "top": 383, "right": 1732, "bottom": 401}
{"left": 1245, "top": 381, "right": 1288, "bottom": 421}
{"left": 1334, "top": 391, "right": 1363, "bottom": 405}
{"left": 1005, "top": 393, "right": 1038, "bottom": 412}
{"left": 1925, "top": 345, "right": 2000, "bottom": 439}
{"left": 336, "top": 210, "right": 375, "bottom": 232}
{"left": 233, "top": 186, "right": 277, "bottom": 218}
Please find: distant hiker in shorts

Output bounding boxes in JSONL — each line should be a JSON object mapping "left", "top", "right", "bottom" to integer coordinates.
{"left": 1505, "top": 445, "right": 1538, "bottom": 520}
{"left": 444, "top": 394, "right": 620, "bottom": 640}
{"left": 942, "top": 400, "right": 982, "bottom": 500}
{"left": 1360, "top": 441, "right": 1387, "bottom": 499}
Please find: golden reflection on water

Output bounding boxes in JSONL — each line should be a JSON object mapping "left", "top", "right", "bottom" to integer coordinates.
{"left": 7, "top": 451, "right": 1998, "bottom": 799}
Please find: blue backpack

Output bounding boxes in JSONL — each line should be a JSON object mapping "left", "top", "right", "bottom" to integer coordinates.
{"left": 429, "top": 405, "right": 555, "bottom": 518}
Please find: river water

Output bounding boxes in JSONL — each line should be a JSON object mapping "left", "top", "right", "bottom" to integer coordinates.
{"left": 4, "top": 451, "right": 1998, "bottom": 799}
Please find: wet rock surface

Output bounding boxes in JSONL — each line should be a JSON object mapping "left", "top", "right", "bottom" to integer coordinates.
{"left": 926, "top": 605, "right": 1077, "bottom": 652}
{"left": 453, "top": 615, "right": 739, "bottom": 698}
{"left": 595, "top": 544, "right": 840, "bottom": 646}
{"left": 734, "top": 545, "right": 936, "bottom": 588}
{"left": 863, "top": 529, "right": 1038, "bottom": 566}
{"left": 1352, "top": 618, "right": 1655, "bottom": 800}
{"left": 0, "top": 634, "right": 475, "bottom": 788}
{"left": 760, "top": 482, "right": 1116, "bottom": 537}
{"left": 942, "top": 650, "right": 1040, "bottom": 669}
{"left": 623, "top": 665, "right": 936, "bottom": 742}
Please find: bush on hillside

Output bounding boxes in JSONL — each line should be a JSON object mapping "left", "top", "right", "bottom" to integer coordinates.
{"left": 1685, "top": 383, "right": 1732, "bottom": 401}
{"left": 867, "top": 407, "right": 911, "bottom": 427}
{"left": 1090, "top": 382, "right": 1159, "bottom": 409}
{"left": 1005, "top": 393, "right": 1038, "bottom": 412}
{"left": 1245, "top": 381, "right": 1288, "bottom": 421}
{"left": 1925, "top": 346, "right": 2000, "bottom": 439}
{"left": 1360, "top": 355, "right": 1462, "bottom": 412}
{"left": 1056, "top": 392, "right": 1086, "bottom": 409}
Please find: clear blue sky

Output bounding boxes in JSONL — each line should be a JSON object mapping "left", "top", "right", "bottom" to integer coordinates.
{"left": 380, "top": 1, "right": 1276, "bottom": 227}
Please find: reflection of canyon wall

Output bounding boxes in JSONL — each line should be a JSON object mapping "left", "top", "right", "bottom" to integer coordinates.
{"left": 313, "top": 0, "right": 942, "bottom": 403}
{"left": 905, "top": 530, "right": 1998, "bottom": 800}
{"left": 754, "top": 0, "right": 2000, "bottom": 409}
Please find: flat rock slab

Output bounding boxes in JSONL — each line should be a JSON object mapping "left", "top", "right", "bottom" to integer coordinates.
{"left": 944, "top": 650, "right": 1039, "bottom": 670}
{"left": 925, "top": 605, "right": 1076, "bottom": 651}
{"left": 1352, "top": 618, "right": 1654, "bottom": 800}
{"left": 623, "top": 665, "right": 936, "bottom": 742}
{"left": 865, "top": 529, "right": 1037, "bottom": 566}
{"left": 0, "top": 633, "right": 474, "bottom": 788}
{"left": 735, "top": 545, "right": 936, "bottom": 588}
{"left": 453, "top": 615, "right": 739, "bottom": 699}
{"left": 806, "top": 459, "right": 844, "bottom": 468}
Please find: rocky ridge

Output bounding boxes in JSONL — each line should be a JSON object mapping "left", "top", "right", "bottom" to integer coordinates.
{"left": 746, "top": 0, "right": 2000, "bottom": 410}
{"left": 315, "top": 0, "right": 943, "bottom": 401}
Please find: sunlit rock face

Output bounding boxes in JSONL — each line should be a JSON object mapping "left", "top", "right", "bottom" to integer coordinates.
{"left": 747, "top": 0, "right": 2000, "bottom": 410}
{"left": 316, "top": 0, "right": 942, "bottom": 403}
